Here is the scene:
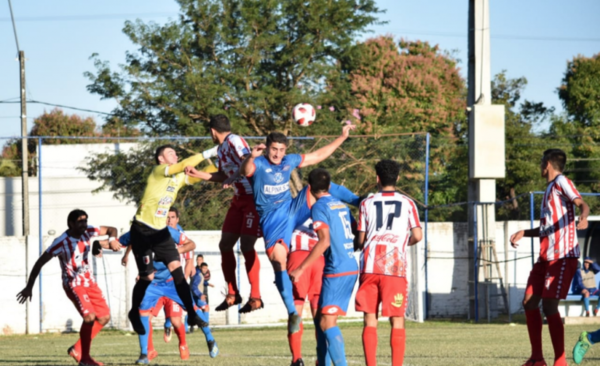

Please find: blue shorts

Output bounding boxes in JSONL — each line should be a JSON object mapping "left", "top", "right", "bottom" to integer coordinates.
{"left": 584, "top": 287, "right": 599, "bottom": 296}
{"left": 319, "top": 273, "right": 358, "bottom": 316}
{"left": 140, "top": 281, "right": 185, "bottom": 312}
{"left": 260, "top": 187, "right": 311, "bottom": 253}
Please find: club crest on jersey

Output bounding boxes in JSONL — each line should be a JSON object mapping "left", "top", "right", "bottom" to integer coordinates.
{"left": 391, "top": 293, "right": 404, "bottom": 308}
{"left": 274, "top": 172, "right": 284, "bottom": 183}
{"left": 83, "top": 294, "right": 90, "bottom": 302}
{"left": 143, "top": 255, "right": 151, "bottom": 265}
{"left": 545, "top": 275, "right": 554, "bottom": 290}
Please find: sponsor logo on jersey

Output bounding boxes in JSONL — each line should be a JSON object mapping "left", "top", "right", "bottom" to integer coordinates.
{"left": 283, "top": 165, "right": 291, "bottom": 171}
{"left": 167, "top": 186, "right": 176, "bottom": 192}
{"left": 265, "top": 168, "right": 272, "bottom": 173}
{"left": 326, "top": 201, "right": 345, "bottom": 210}
{"left": 371, "top": 233, "right": 400, "bottom": 244}
{"left": 158, "top": 196, "right": 174, "bottom": 206}
{"left": 155, "top": 208, "right": 168, "bottom": 217}
{"left": 263, "top": 183, "right": 289, "bottom": 195}
{"left": 391, "top": 293, "right": 404, "bottom": 308}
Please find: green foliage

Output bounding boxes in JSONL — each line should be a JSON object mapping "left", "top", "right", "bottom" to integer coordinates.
{"left": 558, "top": 53, "right": 600, "bottom": 127}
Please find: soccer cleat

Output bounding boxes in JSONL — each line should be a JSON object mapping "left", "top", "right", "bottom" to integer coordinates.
{"left": 187, "top": 313, "right": 209, "bottom": 328}
{"left": 147, "top": 349, "right": 158, "bottom": 361}
{"left": 573, "top": 331, "right": 592, "bottom": 365}
{"left": 207, "top": 340, "right": 219, "bottom": 358}
{"left": 128, "top": 309, "right": 146, "bottom": 335}
{"left": 585, "top": 311, "right": 590, "bottom": 317}
{"left": 179, "top": 344, "right": 190, "bottom": 360}
{"left": 239, "top": 297, "right": 264, "bottom": 314}
{"left": 291, "top": 358, "right": 305, "bottom": 366}
{"left": 67, "top": 345, "right": 81, "bottom": 363}
{"left": 215, "top": 293, "right": 242, "bottom": 311}
{"left": 78, "top": 358, "right": 103, "bottom": 366}
{"left": 163, "top": 326, "right": 172, "bottom": 343}
{"left": 288, "top": 313, "right": 302, "bottom": 334}
{"left": 135, "top": 354, "right": 149, "bottom": 365}
{"left": 521, "top": 359, "right": 547, "bottom": 366}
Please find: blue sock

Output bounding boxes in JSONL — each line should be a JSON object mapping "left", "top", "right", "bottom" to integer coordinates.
{"left": 324, "top": 326, "right": 347, "bottom": 366}
{"left": 589, "top": 329, "right": 600, "bottom": 344}
{"left": 274, "top": 270, "right": 297, "bottom": 315}
{"left": 184, "top": 314, "right": 189, "bottom": 333}
{"left": 164, "top": 317, "right": 172, "bottom": 329}
{"left": 139, "top": 315, "right": 150, "bottom": 355}
{"left": 584, "top": 297, "right": 590, "bottom": 312}
{"left": 314, "top": 317, "right": 331, "bottom": 366}
{"left": 195, "top": 309, "right": 215, "bottom": 342}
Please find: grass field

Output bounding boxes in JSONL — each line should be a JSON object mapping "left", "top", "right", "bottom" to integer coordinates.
{"left": 1, "top": 320, "right": 599, "bottom": 366}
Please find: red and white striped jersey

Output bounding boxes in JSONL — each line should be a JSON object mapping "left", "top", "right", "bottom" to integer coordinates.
{"left": 290, "top": 219, "right": 318, "bottom": 253}
{"left": 177, "top": 232, "right": 193, "bottom": 263}
{"left": 218, "top": 133, "right": 253, "bottom": 196}
{"left": 539, "top": 174, "right": 582, "bottom": 261}
{"left": 45, "top": 225, "right": 101, "bottom": 288}
{"left": 358, "top": 191, "right": 421, "bottom": 277}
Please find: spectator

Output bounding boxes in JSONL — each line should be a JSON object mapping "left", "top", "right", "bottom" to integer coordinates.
{"left": 572, "top": 257, "right": 600, "bottom": 317}
{"left": 200, "top": 262, "right": 214, "bottom": 300}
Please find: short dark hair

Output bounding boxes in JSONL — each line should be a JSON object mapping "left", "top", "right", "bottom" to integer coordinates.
{"left": 200, "top": 262, "right": 208, "bottom": 267}
{"left": 67, "top": 209, "right": 88, "bottom": 226}
{"left": 375, "top": 159, "right": 400, "bottom": 187}
{"left": 308, "top": 168, "right": 331, "bottom": 194}
{"left": 197, "top": 254, "right": 204, "bottom": 260}
{"left": 169, "top": 207, "right": 179, "bottom": 218}
{"left": 209, "top": 114, "right": 231, "bottom": 133}
{"left": 155, "top": 144, "right": 176, "bottom": 165}
{"left": 543, "top": 149, "right": 567, "bottom": 172}
{"left": 266, "top": 132, "right": 288, "bottom": 148}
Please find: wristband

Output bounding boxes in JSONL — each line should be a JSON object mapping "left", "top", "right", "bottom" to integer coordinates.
{"left": 108, "top": 237, "right": 116, "bottom": 243}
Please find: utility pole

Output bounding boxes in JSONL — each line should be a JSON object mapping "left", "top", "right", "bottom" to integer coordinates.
{"left": 20, "top": 50, "right": 30, "bottom": 237}
{"left": 467, "top": 0, "right": 505, "bottom": 321}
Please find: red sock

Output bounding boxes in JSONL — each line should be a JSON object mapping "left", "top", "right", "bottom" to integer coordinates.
{"left": 525, "top": 308, "right": 544, "bottom": 360}
{"left": 391, "top": 328, "right": 406, "bottom": 366}
{"left": 288, "top": 321, "right": 303, "bottom": 362}
{"left": 546, "top": 312, "right": 566, "bottom": 364}
{"left": 74, "top": 321, "right": 104, "bottom": 352}
{"left": 243, "top": 249, "right": 261, "bottom": 298}
{"left": 148, "top": 323, "right": 154, "bottom": 352}
{"left": 79, "top": 322, "right": 94, "bottom": 360}
{"left": 221, "top": 250, "right": 238, "bottom": 295}
{"left": 362, "top": 326, "right": 378, "bottom": 366}
{"left": 174, "top": 324, "right": 187, "bottom": 346}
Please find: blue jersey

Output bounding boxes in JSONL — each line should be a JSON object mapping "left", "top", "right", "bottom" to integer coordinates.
{"left": 249, "top": 154, "right": 304, "bottom": 216}
{"left": 119, "top": 226, "right": 185, "bottom": 283}
{"left": 311, "top": 194, "right": 358, "bottom": 276}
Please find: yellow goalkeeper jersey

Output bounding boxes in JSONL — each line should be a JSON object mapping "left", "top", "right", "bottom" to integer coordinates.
{"left": 135, "top": 154, "right": 217, "bottom": 229}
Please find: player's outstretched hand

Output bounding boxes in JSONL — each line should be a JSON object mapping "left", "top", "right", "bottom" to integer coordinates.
{"left": 341, "top": 123, "right": 356, "bottom": 139}
{"left": 251, "top": 144, "right": 266, "bottom": 158}
{"left": 289, "top": 268, "right": 303, "bottom": 283}
{"left": 510, "top": 230, "right": 524, "bottom": 248}
{"left": 185, "top": 166, "right": 199, "bottom": 175}
{"left": 109, "top": 239, "right": 122, "bottom": 252}
{"left": 223, "top": 174, "right": 238, "bottom": 189}
{"left": 578, "top": 216, "right": 589, "bottom": 230}
{"left": 121, "top": 253, "right": 129, "bottom": 266}
{"left": 16, "top": 287, "right": 32, "bottom": 304}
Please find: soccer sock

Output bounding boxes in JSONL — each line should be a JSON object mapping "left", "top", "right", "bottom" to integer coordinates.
{"left": 243, "top": 249, "right": 261, "bottom": 298}
{"left": 362, "top": 326, "right": 378, "bottom": 366}
{"left": 171, "top": 268, "right": 200, "bottom": 324}
{"left": 584, "top": 297, "right": 590, "bottom": 312}
{"left": 547, "top": 312, "right": 565, "bottom": 362}
{"left": 148, "top": 320, "right": 155, "bottom": 352}
{"left": 79, "top": 321, "right": 94, "bottom": 360}
{"left": 314, "top": 318, "right": 330, "bottom": 366}
{"left": 274, "top": 270, "right": 297, "bottom": 315}
{"left": 131, "top": 279, "right": 152, "bottom": 315}
{"left": 589, "top": 329, "right": 600, "bottom": 344}
{"left": 525, "top": 308, "right": 544, "bottom": 360}
{"left": 324, "top": 326, "right": 347, "bottom": 366}
{"left": 139, "top": 315, "right": 150, "bottom": 354}
{"left": 174, "top": 324, "right": 187, "bottom": 346}
{"left": 288, "top": 321, "right": 304, "bottom": 362}
{"left": 196, "top": 309, "right": 215, "bottom": 342}
{"left": 391, "top": 328, "right": 406, "bottom": 366}
{"left": 165, "top": 317, "right": 172, "bottom": 329}
{"left": 74, "top": 321, "right": 104, "bottom": 352}
{"left": 221, "top": 250, "right": 239, "bottom": 295}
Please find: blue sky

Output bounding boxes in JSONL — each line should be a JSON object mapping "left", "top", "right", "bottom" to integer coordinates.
{"left": 1, "top": 0, "right": 599, "bottom": 138}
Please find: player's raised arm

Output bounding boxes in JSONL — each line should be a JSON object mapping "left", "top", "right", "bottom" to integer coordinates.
{"left": 240, "top": 144, "right": 265, "bottom": 177}
{"left": 299, "top": 124, "right": 355, "bottom": 168}
{"left": 16, "top": 252, "right": 53, "bottom": 303}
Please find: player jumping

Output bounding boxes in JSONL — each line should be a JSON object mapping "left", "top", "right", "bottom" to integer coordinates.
{"left": 355, "top": 159, "right": 423, "bottom": 366}
{"left": 290, "top": 169, "right": 359, "bottom": 366}
{"left": 16, "top": 209, "right": 121, "bottom": 366}
{"left": 510, "top": 149, "right": 589, "bottom": 366}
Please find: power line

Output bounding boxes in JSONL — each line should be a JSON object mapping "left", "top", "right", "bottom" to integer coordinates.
{"left": 0, "top": 100, "right": 112, "bottom": 115}
{"left": 391, "top": 28, "right": 600, "bottom": 43}
{"left": 6, "top": 0, "right": 20, "bottom": 52}
{"left": 0, "top": 12, "right": 177, "bottom": 22}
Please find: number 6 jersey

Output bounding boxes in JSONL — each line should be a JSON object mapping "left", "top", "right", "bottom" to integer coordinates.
{"left": 358, "top": 191, "right": 421, "bottom": 277}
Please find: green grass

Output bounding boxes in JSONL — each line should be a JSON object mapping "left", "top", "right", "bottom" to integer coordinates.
{"left": 0, "top": 321, "right": 599, "bottom": 365}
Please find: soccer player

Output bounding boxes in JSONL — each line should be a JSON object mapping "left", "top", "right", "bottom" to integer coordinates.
{"left": 572, "top": 327, "right": 600, "bottom": 364}
{"left": 510, "top": 149, "right": 589, "bottom": 366}
{"left": 290, "top": 168, "right": 359, "bottom": 366}
{"left": 239, "top": 124, "right": 355, "bottom": 333}
{"left": 16, "top": 209, "right": 121, "bottom": 366}
{"left": 186, "top": 114, "right": 263, "bottom": 313}
{"left": 127, "top": 144, "right": 217, "bottom": 334}
{"left": 354, "top": 159, "right": 423, "bottom": 366}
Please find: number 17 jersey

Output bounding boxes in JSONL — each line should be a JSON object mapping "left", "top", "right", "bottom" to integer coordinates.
{"left": 358, "top": 191, "right": 421, "bottom": 277}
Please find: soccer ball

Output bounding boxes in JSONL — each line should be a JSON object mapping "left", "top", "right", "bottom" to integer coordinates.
{"left": 292, "top": 103, "right": 316, "bottom": 127}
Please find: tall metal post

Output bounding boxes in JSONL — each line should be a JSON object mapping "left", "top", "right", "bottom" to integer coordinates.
{"left": 20, "top": 50, "right": 29, "bottom": 237}
{"left": 38, "top": 138, "right": 43, "bottom": 333}
{"left": 424, "top": 133, "right": 430, "bottom": 320}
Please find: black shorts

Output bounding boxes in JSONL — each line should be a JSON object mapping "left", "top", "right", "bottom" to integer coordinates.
{"left": 130, "top": 220, "right": 180, "bottom": 276}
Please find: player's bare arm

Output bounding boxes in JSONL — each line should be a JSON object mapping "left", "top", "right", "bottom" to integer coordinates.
{"left": 355, "top": 231, "right": 366, "bottom": 251}
{"left": 185, "top": 166, "right": 227, "bottom": 182}
{"left": 122, "top": 245, "right": 133, "bottom": 266}
{"left": 289, "top": 227, "right": 331, "bottom": 283}
{"left": 184, "top": 256, "right": 195, "bottom": 280}
{"left": 16, "top": 251, "right": 53, "bottom": 304}
{"left": 510, "top": 227, "right": 541, "bottom": 248}
{"left": 177, "top": 237, "right": 196, "bottom": 255}
{"left": 574, "top": 198, "right": 590, "bottom": 230}
{"left": 240, "top": 144, "right": 265, "bottom": 177}
{"left": 408, "top": 227, "right": 423, "bottom": 246}
{"left": 299, "top": 124, "right": 355, "bottom": 168}
{"left": 98, "top": 226, "right": 122, "bottom": 251}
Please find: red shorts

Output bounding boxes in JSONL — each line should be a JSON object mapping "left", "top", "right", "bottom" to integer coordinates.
{"left": 526, "top": 258, "right": 578, "bottom": 299}
{"left": 288, "top": 251, "right": 324, "bottom": 310}
{"left": 355, "top": 273, "right": 407, "bottom": 317}
{"left": 64, "top": 282, "right": 110, "bottom": 318}
{"left": 222, "top": 194, "right": 262, "bottom": 237}
{"left": 151, "top": 297, "right": 184, "bottom": 318}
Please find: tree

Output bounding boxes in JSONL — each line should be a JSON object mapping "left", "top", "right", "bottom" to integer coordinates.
{"left": 558, "top": 53, "right": 600, "bottom": 127}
